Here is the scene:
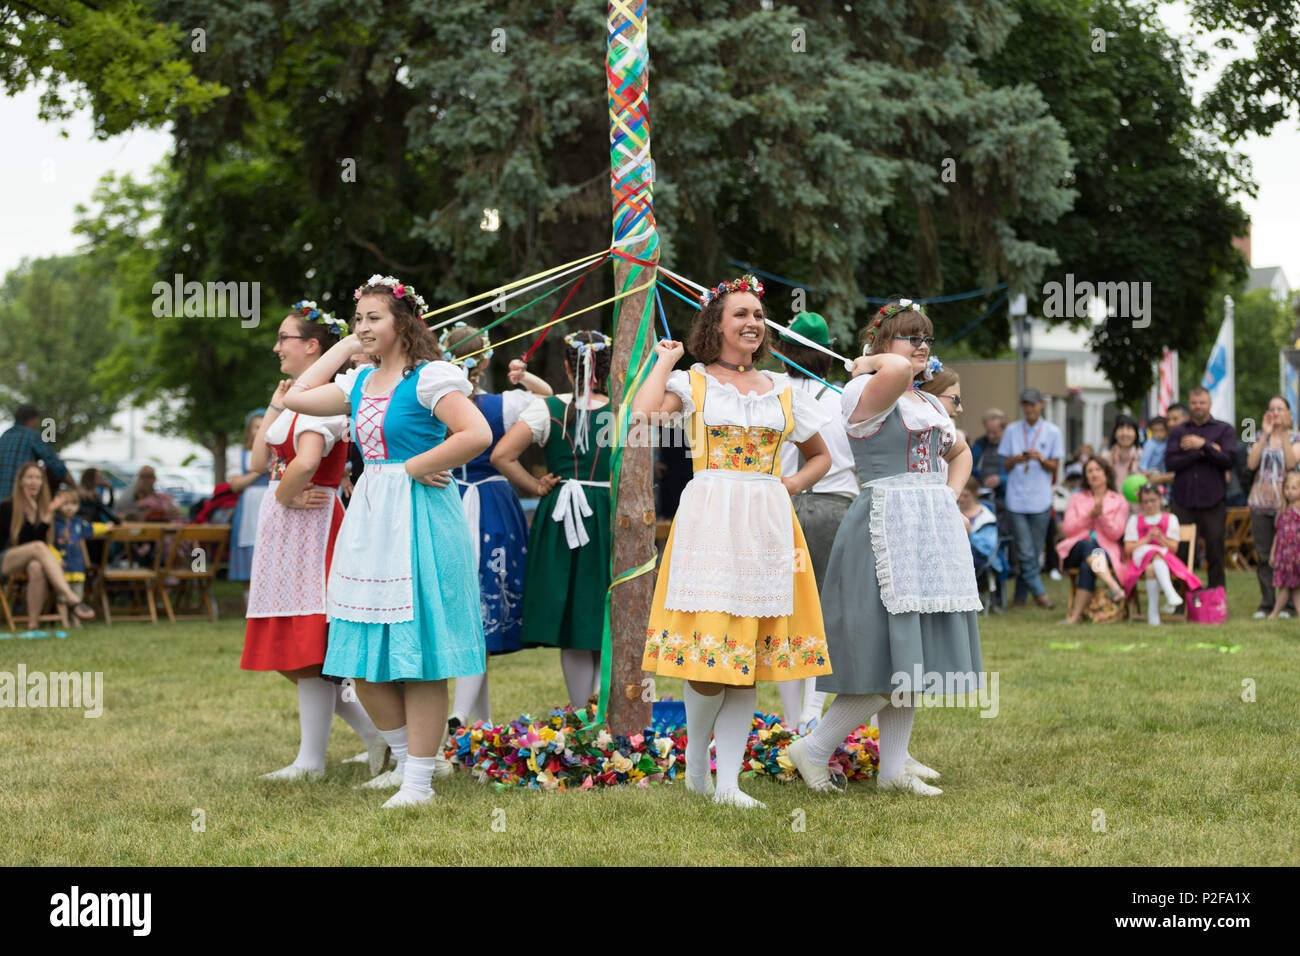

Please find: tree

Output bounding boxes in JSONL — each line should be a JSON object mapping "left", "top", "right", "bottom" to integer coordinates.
{"left": 0, "top": 255, "right": 126, "bottom": 446}
{"left": 0, "top": 0, "right": 227, "bottom": 137}
{"left": 977, "top": 0, "right": 1249, "bottom": 405}
{"left": 1188, "top": 0, "right": 1300, "bottom": 142}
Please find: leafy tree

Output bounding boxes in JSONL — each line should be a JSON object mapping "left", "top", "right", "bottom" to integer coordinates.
{"left": 0, "top": 255, "right": 126, "bottom": 446}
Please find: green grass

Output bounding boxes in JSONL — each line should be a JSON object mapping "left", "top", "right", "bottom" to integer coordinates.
{"left": 1, "top": 573, "right": 1296, "bottom": 866}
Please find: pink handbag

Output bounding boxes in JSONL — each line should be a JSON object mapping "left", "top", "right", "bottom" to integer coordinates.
{"left": 1186, "top": 587, "right": 1227, "bottom": 624}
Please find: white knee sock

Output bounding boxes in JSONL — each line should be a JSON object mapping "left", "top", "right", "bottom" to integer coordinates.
{"left": 473, "top": 674, "right": 492, "bottom": 726}
{"left": 683, "top": 683, "right": 726, "bottom": 788}
{"left": 591, "top": 655, "right": 602, "bottom": 698}
{"left": 333, "top": 683, "right": 380, "bottom": 749}
{"left": 777, "top": 680, "right": 803, "bottom": 728}
{"left": 294, "top": 677, "right": 336, "bottom": 772}
{"left": 452, "top": 671, "right": 487, "bottom": 722}
{"left": 800, "top": 679, "right": 827, "bottom": 726}
{"left": 712, "top": 685, "right": 757, "bottom": 797}
{"left": 1146, "top": 579, "right": 1161, "bottom": 625}
{"left": 1151, "top": 559, "right": 1177, "bottom": 601}
{"left": 803, "top": 693, "right": 887, "bottom": 765}
{"left": 380, "top": 725, "right": 409, "bottom": 777}
{"left": 560, "top": 650, "right": 596, "bottom": 709}
{"left": 402, "top": 755, "right": 438, "bottom": 795}
{"left": 877, "top": 702, "right": 916, "bottom": 783}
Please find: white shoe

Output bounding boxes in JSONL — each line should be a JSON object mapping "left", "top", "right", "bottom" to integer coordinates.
{"left": 1164, "top": 591, "right": 1184, "bottom": 608}
{"left": 1279, "top": 610, "right": 1293, "bottom": 619}
{"left": 1252, "top": 609, "right": 1267, "bottom": 619}
{"left": 367, "top": 737, "right": 391, "bottom": 777}
{"left": 432, "top": 755, "right": 454, "bottom": 779}
{"left": 787, "top": 737, "right": 840, "bottom": 793}
{"left": 684, "top": 774, "right": 714, "bottom": 796}
{"left": 259, "top": 763, "right": 324, "bottom": 782}
{"left": 713, "top": 788, "right": 766, "bottom": 809}
{"left": 381, "top": 786, "right": 436, "bottom": 809}
{"left": 356, "top": 769, "right": 402, "bottom": 790}
{"left": 1048, "top": 569, "right": 1063, "bottom": 581}
{"left": 878, "top": 772, "right": 942, "bottom": 796}
{"left": 904, "top": 756, "right": 940, "bottom": 781}
{"left": 343, "top": 752, "right": 369, "bottom": 764}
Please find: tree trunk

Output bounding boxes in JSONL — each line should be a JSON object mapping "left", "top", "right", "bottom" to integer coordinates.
{"left": 607, "top": 254, "right": 656, "bottom": 737}
{"left": 212, "top": 433, "right": 227, "bottom": 490}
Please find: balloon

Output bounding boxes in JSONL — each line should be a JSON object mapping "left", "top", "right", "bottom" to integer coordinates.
{"left": 1122, "top": 473, "right": 1148, "bottom": 503}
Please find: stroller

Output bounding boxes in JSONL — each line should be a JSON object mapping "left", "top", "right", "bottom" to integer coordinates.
{"left": 972, "top": 489, "right": 1011, "bottom": 614}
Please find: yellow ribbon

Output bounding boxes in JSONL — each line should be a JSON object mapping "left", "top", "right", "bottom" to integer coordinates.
{"left": 420, "top": 249, "right": 611, "bottom": 320}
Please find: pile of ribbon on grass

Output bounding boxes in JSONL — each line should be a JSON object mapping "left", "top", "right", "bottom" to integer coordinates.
{"left": 442, "top": 706, "right": 880, "bottom": 791}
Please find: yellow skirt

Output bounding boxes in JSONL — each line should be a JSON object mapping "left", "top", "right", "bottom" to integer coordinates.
{"left": 642, "top": 510, "right": 831, "bottom": 686}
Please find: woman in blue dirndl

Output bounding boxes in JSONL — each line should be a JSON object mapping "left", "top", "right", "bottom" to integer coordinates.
{"left": 284, "top": 275, "right": 492, "bottom": 809}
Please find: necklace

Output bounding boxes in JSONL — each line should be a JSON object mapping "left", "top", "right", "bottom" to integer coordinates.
{"left": 713, "top": 359, "right": 755, "bottom": 372}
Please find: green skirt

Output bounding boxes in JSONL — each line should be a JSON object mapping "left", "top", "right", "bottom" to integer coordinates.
{"left": 520, "top": 485, "right": 612, "bottom": 651}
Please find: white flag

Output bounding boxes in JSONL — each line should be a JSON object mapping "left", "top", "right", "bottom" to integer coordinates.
{"left": 1200, "top": 296, "right": 1234, "bottom": 425}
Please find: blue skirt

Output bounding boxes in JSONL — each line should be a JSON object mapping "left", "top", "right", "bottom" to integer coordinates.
{"left": 325, "top": 473, "right": 486, "bottom": 682}
{"left": 457, "top": 480, "right": 527, "bottom": 655}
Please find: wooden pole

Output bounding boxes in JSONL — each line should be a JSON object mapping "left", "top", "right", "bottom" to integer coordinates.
{"left": 605, "top": 0, "right": 656, "bottom": 736}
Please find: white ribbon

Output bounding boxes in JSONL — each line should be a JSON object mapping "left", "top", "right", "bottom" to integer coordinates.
{"left": 551, "top": 479, "right": 609, "bottom": 550}
{"left": 456, "top": 474, "right": 509, "bottom": 570}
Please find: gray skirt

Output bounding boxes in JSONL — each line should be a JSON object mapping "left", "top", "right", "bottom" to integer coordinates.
{"left": 792, "top": 491, "right": 854, "bottom": 589}
{"left": 817, "top": 487, "right": 983, "bottom": 696}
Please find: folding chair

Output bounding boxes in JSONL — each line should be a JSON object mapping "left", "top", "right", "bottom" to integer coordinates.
{"left": 1126, "top": 523, "right": 1197, "bottom": 622}
{"left": 1, "top": 564, "right": 69, "bottom": 632}
{"left": 158, "top": 525, "right": 230, "bottom": 623}
{"left": 98, "top": 524, "right": 165, "bottom": 625}
{"left": 1224, "top": 507, "right": 1255, "bottom": 571}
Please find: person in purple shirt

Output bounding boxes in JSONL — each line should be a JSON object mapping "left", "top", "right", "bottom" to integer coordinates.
{"left": 1164, "top": 386, "right": 1237, "bottom": 590}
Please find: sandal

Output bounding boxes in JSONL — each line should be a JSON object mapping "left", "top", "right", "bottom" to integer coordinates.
{"left": 71, "top": 602, "right": 96, "bottom": 621}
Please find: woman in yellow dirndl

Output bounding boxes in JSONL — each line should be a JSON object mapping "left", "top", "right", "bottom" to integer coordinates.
{"left": 634, "top": 275, "right": 833, "bottom": 809}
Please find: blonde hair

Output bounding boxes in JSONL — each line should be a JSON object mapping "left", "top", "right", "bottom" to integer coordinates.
{"left": 9, "top": 462, "right": 53, "bottom": 545}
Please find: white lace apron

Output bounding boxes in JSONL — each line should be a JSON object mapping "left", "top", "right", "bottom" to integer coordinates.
{"left": 245, "top": 481, "right": 335, "bottom": 617}
{"left": 866, "top": 471, "right": 982, "bottom": 614}
{"left": 664, "top": 470, "right": 795, "bottom": 618}
{"left": 326, "top": 462, "right": 415, "bottom": 624}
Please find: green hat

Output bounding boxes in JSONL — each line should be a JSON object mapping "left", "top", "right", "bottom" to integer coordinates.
{"left": 783, "top": 312, "right": 832, "bottom": 347}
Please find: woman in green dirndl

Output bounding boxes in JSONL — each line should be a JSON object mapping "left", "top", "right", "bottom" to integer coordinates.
{"left": 490, "top": 331, "right": 614, "bottom": 709}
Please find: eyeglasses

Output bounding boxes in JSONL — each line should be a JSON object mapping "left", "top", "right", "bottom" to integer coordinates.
{"left": 895, "top": 335, "right": 935, "bottom": 348}
{"left": 940, "top": 394, "right": 963, "bottom": 408}
{"left": 276, "top": 334, "right": 308, "bottom": 344}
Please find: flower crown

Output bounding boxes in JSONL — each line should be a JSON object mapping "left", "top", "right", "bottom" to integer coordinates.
{"left": 564, "top": 330, "right": 611, "bottom": 351}
{"left": 439, "top": 322, "right": 493, "bottom": 369}
{"left": 290, "top": 300, "right": 346, "bottom": 336}
{"left": 862, "top": 298, "right": 924, "bottom": 352}
{"left": 699, "top": 274, "right": 764, "bottom": 309}
{"left": 353, "top": 274, "right": 429, "bottom": 313}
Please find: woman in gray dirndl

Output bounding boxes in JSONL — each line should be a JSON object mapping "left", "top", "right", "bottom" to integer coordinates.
{"left": 788, "top": 300, "right": 982, "bottom": 796}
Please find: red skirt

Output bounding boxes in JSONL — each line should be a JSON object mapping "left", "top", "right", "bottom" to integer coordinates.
{"left": 240, "top": 496, "right": 344, "bottom": 671}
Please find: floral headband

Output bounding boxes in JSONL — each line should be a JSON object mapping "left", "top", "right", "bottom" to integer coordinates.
{"left": 353, "top": 274, "right": 429, "bottom": 313}
{"left": 290, "top": 300, "right": 347, "bottom": 336}
{"left": 564, "top": 330, "right": 611, "bottom": 351}
{"left": 862, "top": 298, "right": 924, "bottom": 352}
{"left": 699, "top": 274, "right": 764, "bottom": 309}
{"left": 439, "top": 322, "right": 493, "bottom": 370}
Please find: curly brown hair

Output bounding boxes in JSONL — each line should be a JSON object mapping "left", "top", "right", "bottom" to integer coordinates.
{"left": 687, "top": 289, "right": 770, "bottom": 365}
{"left": 353, "top": 283, "right": 441, "bottom": 377}
{"left": 1083, "top": 455, "right": 1117, "bottom": 493}
{"left": 919, "top": 367, "right": 959, "bottom": 396}
{"left": 860, "top": 299, "right": 934, "bottom": 357}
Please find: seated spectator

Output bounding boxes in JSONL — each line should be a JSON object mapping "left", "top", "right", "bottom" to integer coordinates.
{"left": 77, "top": 468, "right": 119, "bottom": 523}
{"left": 122, "top": 466, "right": 183, "bottom": 522}
{"left": 0, "top": 462, "right": 96, "bottom": 630}
{"left": 1057, "top": 457, "right": 1129, "bottom": 624}
{"left": 958, "top": 476, "right": 1004, "bottom": 581}
{"left": 52, "top": 490, "right": 114, "bottom": 627}
{"left": 0, "top": 403, "right": 71, "bottom": 500}
{"left": 971, "top": 409, "right": 1009, "bottom": 506}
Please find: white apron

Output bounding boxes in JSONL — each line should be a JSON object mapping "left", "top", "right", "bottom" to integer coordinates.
{"left": 326, "top": 462, "right": 415, "bottom": 624}
{"left": 245, "top": 481, "right": 336, "bottom": 617}
{"left": 664, "top": 470, "right": 795, "bottom": 618}
{"left": 456, "top": 473, "right": 510, "bottom": 570}
{"left": 866, "top": 471, "right": 982, "bottom": 614}
{"left": 237, "top": 484, "right": 269, "bottom": 544}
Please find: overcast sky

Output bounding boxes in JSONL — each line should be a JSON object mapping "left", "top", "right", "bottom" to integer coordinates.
{"left": 0, "top": 3, "right": 1296, "bottom": 292}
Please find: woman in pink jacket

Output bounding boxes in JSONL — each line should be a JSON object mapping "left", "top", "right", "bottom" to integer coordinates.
{"left": 1057, "top": 457, "right": 1129, "bottom": 624}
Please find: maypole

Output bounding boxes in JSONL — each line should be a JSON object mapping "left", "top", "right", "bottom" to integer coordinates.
{"left": 600, "top": 0, "right": 657, "bottom": 735}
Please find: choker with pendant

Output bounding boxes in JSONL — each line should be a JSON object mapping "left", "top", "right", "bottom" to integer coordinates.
{"left": 713, "top": 359, "right": 755, "bottom": 372}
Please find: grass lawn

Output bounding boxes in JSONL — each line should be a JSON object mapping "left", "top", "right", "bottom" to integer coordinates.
{"left": 1, "top": 572, "right": 1296, "bottom": 866}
